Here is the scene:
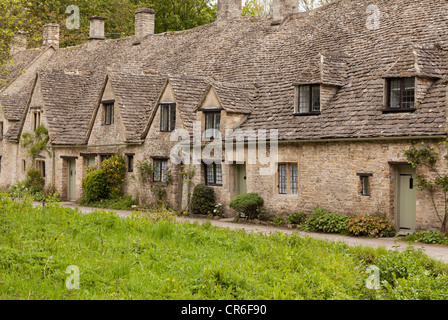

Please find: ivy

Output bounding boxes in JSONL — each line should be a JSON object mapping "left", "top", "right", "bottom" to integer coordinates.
{"left": 404, "top": 142, "right": 448, "bottom": 234}
{"left": 20, "top": 125, "right": 50, "bottom": 160}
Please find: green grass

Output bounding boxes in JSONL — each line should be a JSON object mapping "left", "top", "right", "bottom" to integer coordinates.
{"left": 1, "top": 193, "right": 448, "bottom": 300}
{"left": 79, "top": 195, "right": 137, "bottom": 210}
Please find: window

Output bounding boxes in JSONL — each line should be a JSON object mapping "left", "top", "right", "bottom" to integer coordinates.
{"left": 357, "top": 173, "right": 372, "bottom": 196}
{"left": 100, "top": 154, "right": 112, "bottom": 163}
{"left": 204, "top": 112, "right": 221, "bottom": 140}
{"left": 297, "top": 85, "right": 320, "bottom": 114}
{"left": 22, "top": 159, "right": 26, "bottom": 172}
{"left": 33, "top": 111, "right": 41, "bottom": 130}
{"left": 387, "top": 78, "right": 415, "bottom": 110}
{"left": 85, "top": 157, "right": 96, "bottom": 169}
{"left": 204, "top": 162, "right": 222, "bottom": 186}
{"left": 153, "top": 159, "right": 169, "bottom": 182}
{"left": 0, "top": 122, "right": 3, "bottom": 139}
{"left": 160, "top": 103, "right": 176, "bottom": 132}
{"left": 278, "top": 163, "right": 299, "bottom": 195}
{"left": 0, "top": 156, "right": 2, "bottom": 173}
{"left": 127, "top": 154, "right": 134, "bottom": 173}
{"left": 35, "top": 160, "right": 46, "bottom": 178}
{"left": 104, "top": 103, "right": 114, "bottom": 125}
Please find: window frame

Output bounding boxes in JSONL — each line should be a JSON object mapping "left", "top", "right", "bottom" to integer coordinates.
{"left": 203, "top": 161, "right": 223, "bottom": 187}
{"left": 32, "top": 111, "right": 41, "bottom": 131}
{"left": 35, "top": 159, "right": 46, "bottom": 178}
{"left": 357, "top": 173, "right": 372, "bottom": 197}
{"left": 160, "top": 103, "right": 176, "bottom": 132}
{"left": 104, "top": 103, "right": 114, "bottom": 125}
{"left": 295, "top": 84, "right": 321, "bottom": 115}
{"left": 204, "top": 111, "right": 221, "bottom": 140}
{"left": 277, "top": 163, "right": 299, "bottom": 195}
{"left": 127, "top": 154, "right": 134, "bottom": 173}
{"left": 0, "top": 121, "right": 3, "bottom": 140}
{"left": 385, "top": 77, "right": 416, "bottom": 112}
{"left": 153, "top": 158, "right": 169, "bottom": 183}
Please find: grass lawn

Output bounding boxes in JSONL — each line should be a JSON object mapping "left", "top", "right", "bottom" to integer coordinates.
{"left": 1, "top": 194, "right": 448, "bottom": 300}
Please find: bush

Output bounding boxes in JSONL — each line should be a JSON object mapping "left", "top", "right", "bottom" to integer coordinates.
{"left": 82, "top": 169, "right": 109, "bottom": 203}
{"left": 347, "top": 216, "right": 396, "bottom": 238}
{"left": 408, "top": 230, "right": 448, "bottom": 245}
{"left": 101, "top": 154, "right": 126, "bottom": 196}
{"left": 24, "top": 169, "right": 45, "bottom": 193}
{"left": 305, "top": 207, "right": 350, "bottom": 233}
{"left": 230, "top": 193, "right": 264, "bottom": 220}
{"left": 287, "top": 212, "right": 307, "bottom": 225}
{"left": 191, "top": 184, "right": 216, "bottom": 215}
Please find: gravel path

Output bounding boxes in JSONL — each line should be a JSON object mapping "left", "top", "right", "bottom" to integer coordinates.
{"left": 37, "top": 201, "right": 448, "bottom": 263}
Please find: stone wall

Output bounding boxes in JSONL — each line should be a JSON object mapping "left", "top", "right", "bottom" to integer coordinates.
{"left": 206, "top": 138, "right": 447, "bottom": 231}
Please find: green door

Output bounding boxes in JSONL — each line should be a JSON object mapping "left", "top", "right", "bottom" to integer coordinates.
{"left": 235, "top": 164, "right": 247, "bottom": 195}
{"left": 68, "top": 159, "right": 76, "bottom": 201}
{"left": 397, "top": 166, "right": 416, "bottom": 233}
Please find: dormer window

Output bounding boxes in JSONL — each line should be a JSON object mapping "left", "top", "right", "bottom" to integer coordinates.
{"left": 296, "top": 85, "right": 320, "bottom": 115}
{"left": 103, "top": 102, "right": 114, "bottom": 125}
{"left": 385, "top": 78, "right": 415, "bottom": 112}
{"left": 33, "top": 111, "right": 41, "bottom": 130}
{"left": 160, "top": 103, "right": 176, "bottom": 132}
{"left": 204, "top": 111, "right": 221, "bottom": 140}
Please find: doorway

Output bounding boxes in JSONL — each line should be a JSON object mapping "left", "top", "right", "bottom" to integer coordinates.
{"left": 235, "top": 164, "right": 247, "bottom": 195}
{"left": 67, "top": 159, "right": 76, "bottom": 201}
{"left": 397, "top": 165, "right": 416, "bottom": 234}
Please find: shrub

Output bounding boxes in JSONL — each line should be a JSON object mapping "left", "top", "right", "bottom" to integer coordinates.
{"left": 347, "top": 216, "right": 396, "bottom": 238}
{"left": 258, "top": 207, "right": 274, "bottom": 221}
{"left": 287, "top": 212, "right": 307, "bottom": 225}
{"left": 191, "top": 184, "right": 216, "bottom": 215}
{"left": 305, "top": 207, "right": 350, "bottom": 233}
{"left": 409, "top": 230, "right": 448, "bottom": 245}
{"left": 24, "top": 169, "right": 45, "bottom": 193}
{"left": 82, "top": 169, "right": 109, "bottom": 202}
{"left": 230, "top": 193, "right": 264, "bottom": 220}
{"left": 101, "top": 154, "right": 126, "bottom": 196}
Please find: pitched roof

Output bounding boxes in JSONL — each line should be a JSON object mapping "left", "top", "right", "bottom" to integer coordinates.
{"left": 200, "top": 81, "right": 257, "bottom": 114}
{"left": 108, "top": 72, "right": 166, "bottom": 141}
{"left": 168, "top": 75, "right": 209, "bottom": 131}
{"left": 35, "top": 69, "right": 104, "bottom": 145}
{"left": 5, "top": 0, "right": 448, "bottom": 143}
{"left": 294, "top": 52, "right": 348, "bottom": 87}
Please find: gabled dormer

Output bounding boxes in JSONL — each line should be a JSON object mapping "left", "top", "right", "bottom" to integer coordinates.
{"left": 382, "top": 44, "right": 444, "bottom": 113}
{"left": 293, "top": 52, "right": 348, "bottom": 116}
{"left": 88, "top": 75, "right": 127, "bottom": 145}
{"left": 195, "top": 81, "right": 255, "bottom": 141}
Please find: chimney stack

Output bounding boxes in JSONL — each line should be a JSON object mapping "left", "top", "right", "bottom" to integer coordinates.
{"left": 135, "top": 8, "right": 155, "bottom": 39}
{"left": 217, "top": 0, "right": 242, "bottom": 22}
{"left": 88, "top": 16, "right": 108, "bottom": 40}
{"left": 10, "top": 31, "right": 27, "bottom": 56}
{"left": 43, "top": 24, "right": 60, "bottom": 48}
{"left": 272, "top": 0, "right": 299, "bottom": 25}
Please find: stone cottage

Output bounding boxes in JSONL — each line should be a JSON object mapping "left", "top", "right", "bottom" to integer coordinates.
{"left": 1, "top": 0, "right": 448, "bottom": 234}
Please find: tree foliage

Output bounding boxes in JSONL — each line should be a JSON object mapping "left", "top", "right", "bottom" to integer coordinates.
{"left": 0, "top": 0, "right": 216, "bottom": 74}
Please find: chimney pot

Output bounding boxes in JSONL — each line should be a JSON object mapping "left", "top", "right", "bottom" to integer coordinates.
{"left": 10, "top": 31, "right": 28, "bottom": 56}
{"left": 135, "top": 8, "right": 155, "bottom": 39}
{"left": 217, "top": 0, "right": 242, "bottom": 22}
{"left": 272, "top": 0, "right": 299, "bottom": 25}
{"left": 43, "top": 24, "right": 60, "bottom": 48}
{"left": 88, "top": 16, "right": 108, "bottom": 40}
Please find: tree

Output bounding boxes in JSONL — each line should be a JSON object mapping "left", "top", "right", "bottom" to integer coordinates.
{"left": 404, "top": 142, "right": 448, "bottom": 234}
{"left": 0, "top": 0, "right": 216, "bottom": 74}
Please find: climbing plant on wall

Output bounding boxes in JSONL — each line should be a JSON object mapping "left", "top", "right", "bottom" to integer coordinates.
{"left": 404, "top": 142, "right": 448, "bottom": 234}
{"left": 20, "top": 125, "right": 50, "bottom": 160}
{"left": 136, "top": 159, "right": 173, "bottom": 206}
